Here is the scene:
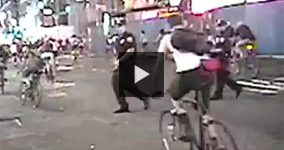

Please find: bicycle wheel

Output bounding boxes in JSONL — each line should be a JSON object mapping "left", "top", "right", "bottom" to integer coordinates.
{"left": 159, "top": 110, "right": 191, "bottom": 150}
{"left": 18, "top": 82, "right": 28, "bottom": 106}
{"left": 209, "top": 120, "right": 239, "bottom": 150}
{"left": 31, "top": 83, "right": 43, "bottom": 109}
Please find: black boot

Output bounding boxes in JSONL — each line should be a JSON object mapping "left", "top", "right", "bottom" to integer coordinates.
{"left": 113, "top": 104, "right": 130, "bottom": 114}
{"left": 210, "top": 92, "right": 223, "bottom": 100}
{"left": 236, "top": 87, "right": 243, "bottom": 98}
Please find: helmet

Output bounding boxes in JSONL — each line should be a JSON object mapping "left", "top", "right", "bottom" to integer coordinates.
{"left": 117, "top": 19, "right": 126, "bottom": 27}
{"left": 236, "top": 21, "right": 244, "bottom": 27}
{"left": 216, "top": 19, "right": 227, "bottom": 27}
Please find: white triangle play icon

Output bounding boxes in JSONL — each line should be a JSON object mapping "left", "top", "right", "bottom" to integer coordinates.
{"left": 135, "top": 65, "right": 149, "bottom": 83}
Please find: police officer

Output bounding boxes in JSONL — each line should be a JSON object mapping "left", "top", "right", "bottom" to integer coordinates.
{"left": 210, "top": 19, "right": 242, "bottom": 100}
{"left": 111, "top": 18, "right": 149, "bottom": 113}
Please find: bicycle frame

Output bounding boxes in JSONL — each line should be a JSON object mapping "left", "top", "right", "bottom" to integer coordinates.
{"left": 21, "top": 72, "right": 41, "bottom": 100}
{"left": 180, "top": 91, "right": 219, "bottom": 150}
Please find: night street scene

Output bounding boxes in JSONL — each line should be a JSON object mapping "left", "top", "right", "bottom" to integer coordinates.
{"left": 0, "top": 0, "right": 283, "bottom": 150}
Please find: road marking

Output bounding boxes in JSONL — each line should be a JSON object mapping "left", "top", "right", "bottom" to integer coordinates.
{"left": 47, "top": 92, "right": 67, "bottom": 98}
{"left": 2, "top": 132, "right": 37, "bottom": 141}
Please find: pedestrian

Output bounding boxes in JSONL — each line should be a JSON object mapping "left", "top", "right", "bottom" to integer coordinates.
{"left": 111, "top": 18, "right": 149, "bottom": 113}
{"left": 10, "top": 42, "right": 18, "bottom": 67}
{"left": 155, "top": 29, "right": 165, "bottom": 45}
{"left": 140, "top": 30, "right": 148, "bottom": 52}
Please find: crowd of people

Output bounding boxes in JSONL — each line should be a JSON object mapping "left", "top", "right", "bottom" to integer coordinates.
{"left": 107, "top": 15, "right": 257, "bottom": 115}
{"left": 0, "top": 34, "right": 86, "bottom": 89}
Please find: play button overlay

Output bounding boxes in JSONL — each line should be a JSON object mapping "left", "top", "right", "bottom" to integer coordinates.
{"left": 135, "top": 66, "right": 149, "bottom": 83}
{"left": 118, "top": 52, "right": 164, "bottom": 98}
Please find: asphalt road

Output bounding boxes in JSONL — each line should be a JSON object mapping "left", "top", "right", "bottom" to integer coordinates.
{"left": 0, "top": 57, "right": 283, "bottom": 150}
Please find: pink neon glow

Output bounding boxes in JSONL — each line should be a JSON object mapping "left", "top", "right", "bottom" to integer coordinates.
{"left": 141, "top": 10, "right": 158, "bottom": 20}
{"left": 191, "top": 0, "right": 245, "bottom": 14}
{"left": 246, "top": 0, "right": 269, "bottom": 2}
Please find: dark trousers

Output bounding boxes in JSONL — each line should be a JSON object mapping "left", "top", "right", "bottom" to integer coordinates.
{"left": 168, "top": 68, "right": 213, "bottom": 110}
{"left": 111, "top": 70, "right": 148, "bottom": 108}
{"left": 214, "top": 69, "right": 241, "bottom": 97}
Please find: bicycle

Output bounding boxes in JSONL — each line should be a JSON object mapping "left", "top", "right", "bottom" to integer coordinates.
{"left": 159, "top": 91, "right": 239, "bottom": 150}
{"left": 18, "top": 71, "right": 43, "bottom": 109}
{"left": 233, "top": 41, "right": 258, "bottom": 79}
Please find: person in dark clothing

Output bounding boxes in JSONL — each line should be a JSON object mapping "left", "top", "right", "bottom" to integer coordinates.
{"left": 210, "top": 20, "right": 243, "bottom": 100}
{"left": 235, "top": 22, "right": 256, "bottom": 41}
{"left": 111, "top": 19, "right": 149, "bottom": 114}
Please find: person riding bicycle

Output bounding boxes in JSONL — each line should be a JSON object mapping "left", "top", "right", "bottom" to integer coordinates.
{"left": 21, "top": 49, "right": 44, "bottom": 87}
{"left": 234, "top": 22, "right": 258, "bottom": 78}
{"left": 69, "top": 35, "right": 81, "bottom": 62}
{"left": 154, "top": 15, "right": 215, "bottom": 142}
{"left": 235, "top": 22, "right": 256, "bottom": 44}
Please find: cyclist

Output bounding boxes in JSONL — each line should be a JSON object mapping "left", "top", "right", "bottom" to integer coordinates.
{"left": 155, "top": 15, "right": 214, "bottom": 117}
{"left": 21, "top": 49, "right": 44, "bottom": 87}
{"left": 154, "top": 15, "right": 215, "bottom": 141}
{"left": 234, "top": 22, "right": 258, "bottom": 78}
{"left": 235, "top": 22, "right": 256, "bottom": 43}
{"left": 69, "top": 35, "right": 81, "bottom": 63}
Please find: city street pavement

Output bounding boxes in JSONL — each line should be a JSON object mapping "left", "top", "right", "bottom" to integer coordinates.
{"left": 0, "top": 57, "right": 283, "bottom": 150}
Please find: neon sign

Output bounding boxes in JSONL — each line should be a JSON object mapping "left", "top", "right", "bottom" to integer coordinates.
{"left": 191, "top": 0, "right": 245, "bottom": 14}
{"left": 157, "top": 6, "right": 180, "bottom": 18}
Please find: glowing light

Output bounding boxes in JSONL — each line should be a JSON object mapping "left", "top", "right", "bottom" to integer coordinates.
{"left": 169, "top": 0, "right": 182, "bottom": 6}
{"left": 141, "top": 10, "right": 158, "bottom": 20}
{"left": 246, "top": 0, "right": 268, "bottom": 3}
{"left": 65, "top": 5, "right": 72, "bottom": 13}
{"left": 85, "top": 2, "right": 90, "bottom": 8}
{"left": 10, "top": 18, "right": 17, "bottom": 26}
{"left": 191, "top": 0, "right": 244, "bottom": 14}
{"left": 43, "top": 8, "right": 53, "bottom": 15}
{"left": 103, "top": 13, "right": 110, "bottom": 35}
{"left": 0, "top": 12, "right": 7, "bottom": 20}
{"left": 38, "top": 1, "right": 44, "bottom": 9}
{"left": 158, "top": 12, "right": 179, "bottom": 18}
{"left": 246, "top": 45, "right": 253, "bottom": 49}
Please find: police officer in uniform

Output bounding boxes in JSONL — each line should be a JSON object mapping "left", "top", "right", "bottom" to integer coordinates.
{"left": 111, "top": 17, "right": 149, "bottom": 113}
{"left": 210, "top": 19, "right": 242, "bottom": 100}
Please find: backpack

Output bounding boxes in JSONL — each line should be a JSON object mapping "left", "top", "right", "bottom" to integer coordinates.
{"left": 171, "top": 28, "right": 209, "bottom": 55}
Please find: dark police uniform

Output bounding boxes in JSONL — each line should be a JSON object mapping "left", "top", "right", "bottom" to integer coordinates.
{"left": 211, "top": 35, "right": 242, "bottom": 100}
{"left": 111, "top": 30, "right": 149, "bottom": 113}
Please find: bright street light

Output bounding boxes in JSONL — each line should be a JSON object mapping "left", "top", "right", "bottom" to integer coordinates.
{"left": 65, "top": 5, "right": 72, "bottom": 13}
{"left": 43, "top": 8, "right": 53, "bottom": 15}
{"left": 38, "top": 1, "right": 44, "bottom": 9}
{"left": 0, "top": 12, "right": 7, "bottom": 20}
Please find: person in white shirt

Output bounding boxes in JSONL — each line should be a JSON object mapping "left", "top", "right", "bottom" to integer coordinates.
{"left": 155, "top": 15, "right": 214, "bottom": 114}
{"left": 154, "top": 15, "right": 215, "bottom": 142}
